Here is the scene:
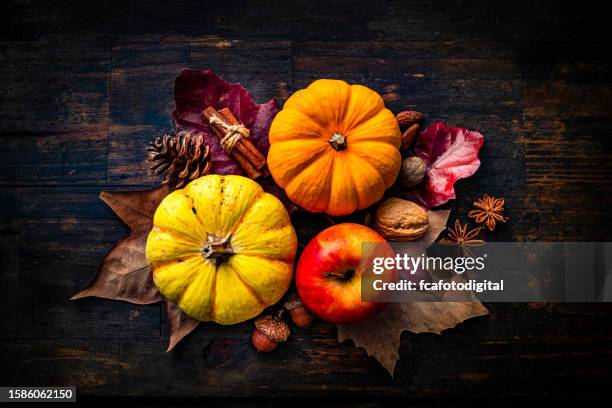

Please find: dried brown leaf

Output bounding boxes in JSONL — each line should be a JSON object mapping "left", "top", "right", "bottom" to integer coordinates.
{"left": 337, "top": 208, "right": 489, "bottom": 376}
{"left": 166, "top": 301, "right": 200, "bottom": 351}
{"left": 70, "top": 233, "right": 162, "bottom": 304}
{"left": 99, "top": 185, "right": 170, "bottom": 233}
{"left": 338, "top": 301, "right": 488, "bottom": 376}
{"left": 423, "top": 209, "right": 451, "bottom": 244}
{"left": 71, "top": 186, "right": 170, "bottom": 304}
{"left": 72, "top": 184, "right": 199, "bottom": 350}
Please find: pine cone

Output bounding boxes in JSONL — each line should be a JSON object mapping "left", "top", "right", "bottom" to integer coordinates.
{"left": 146, "top": 130, "right": 212, "bottom": 189}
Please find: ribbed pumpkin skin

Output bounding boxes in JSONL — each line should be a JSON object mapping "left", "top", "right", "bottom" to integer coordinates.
{"left": 268, "top": 79, "right": 401, "bottom": 216}
{"left": 145, "top": 175, "right": 297, "bottom": 325}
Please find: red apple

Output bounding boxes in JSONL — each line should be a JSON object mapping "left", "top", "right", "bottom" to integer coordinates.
{"left": 296, "top": 223, "right": 394, "bottom": 324}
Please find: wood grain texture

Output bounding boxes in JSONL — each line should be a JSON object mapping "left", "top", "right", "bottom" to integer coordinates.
{"left": 0, "top": 235, "right": 18, "bottom": 337}
{"left": 1, "top": 0, "right": 612, "bottom": 400}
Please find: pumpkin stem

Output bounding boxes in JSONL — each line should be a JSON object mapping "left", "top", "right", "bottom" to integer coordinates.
{"left": 201, "top": 234, "right": 234, "bottom": 264}
{"left": 328, "top": 133, "right": 347, "bottom": 151}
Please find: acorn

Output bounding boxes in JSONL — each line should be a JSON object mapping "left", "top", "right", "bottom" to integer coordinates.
{"left": 284, "top": 293, "right": 315, "bottom": 329}
{"left": 252, "top": 314, "right": 290, "bottom": 352}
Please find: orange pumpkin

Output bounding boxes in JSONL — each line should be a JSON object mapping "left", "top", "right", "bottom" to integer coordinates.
{"left": 268, "top": 79, "right": 401, "bottom": 216}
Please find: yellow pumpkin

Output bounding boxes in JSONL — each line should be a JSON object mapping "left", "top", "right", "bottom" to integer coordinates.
{"left": 268, "top": 79, "right": 401, "bottom": 216}
{"left": 145, "top": 175, "right": 297, "bottom": 325}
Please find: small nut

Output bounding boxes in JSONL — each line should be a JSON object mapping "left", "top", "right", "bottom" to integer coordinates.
{"left": 396, "top": 111, "right": 423, "bottom": 129}
{"left": 398, "top": 156, "right": 426, "bottom": 188}
{"left": 284, "top": 293, "right": 315, "bottom": 329}
{"left": 400, "top": 123, "right": 420, "bottom": 151}
{"left": 252, "top": 315, "right": 290, "bottom": 352}
{"left": 252, "top": 329, "right": 278, "bottom": 352}
{"left": 373, "top": 198, "right": 429, "bottom": 241}
{"left": 255, "top": 315, "right": 290, "bottom": 342}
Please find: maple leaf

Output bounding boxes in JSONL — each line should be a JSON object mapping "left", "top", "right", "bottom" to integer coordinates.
{"left": 70, "top": 233, "right": 162, "bottom": 304}
{"left": 71, "top": 185, "right": 200, "bottom": 350}
{"left": 401, "top": 122, "right": 484, "bottom": 209}
{"left": 337, "top": 209, "right": 490, "bottom": 376}
{"left": 337, "top": 301, "right": 489, "bottom": 376}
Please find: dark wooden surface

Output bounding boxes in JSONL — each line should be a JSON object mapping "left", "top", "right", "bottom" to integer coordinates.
{"left": 2, "top": 0, "right": 612, "bottom": 401}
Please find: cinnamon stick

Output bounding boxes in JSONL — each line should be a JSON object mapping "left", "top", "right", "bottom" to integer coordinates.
{"left": 229, "top": 149, "right": 262, "bottom": 179}
{"left": 217, "top": 108, "right": 267, "bottom": 171}
{"left": 202, "top": 106, "right": 268, "bottom": 179}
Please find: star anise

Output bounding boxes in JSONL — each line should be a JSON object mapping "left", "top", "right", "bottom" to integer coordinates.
{"left": 468, "top": 193, "right": 507, "bottom": 231}
{"left": 440, "top": 219, "right": 485, "bottom": 252}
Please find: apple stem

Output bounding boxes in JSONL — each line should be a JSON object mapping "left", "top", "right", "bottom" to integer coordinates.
{"left": 322, "top": 270, "right": 354, "bottom": 280}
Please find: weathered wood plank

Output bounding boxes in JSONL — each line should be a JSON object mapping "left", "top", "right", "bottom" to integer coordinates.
{"left": 523, "top": 81, "right": 612, "bottom": 118}
{"left": 0, "top": 339, "right": 122, "bottom": 389}
{"left": 518, "top": 40, "right": 612, "bottom": 242}
{"left": 367, "top": 1, "right": 612, "bottom": 42}
{"left": 0, "top": 40, "right": 110, "bottom": 72}
{"left": 109, "top": 44, "right": 187, "bottom": 127}
{"left": 0, "top": 187, "right": 166, "bottom": 340}
{"left": 0, "top": 41, "right": 110, "bottom": 185}
{"left": 0, "top": 44, "right": 109, "bottom": 132}
{"left": 292, "top": 75, "right": 522, "bottom": 115}
{"left": 292, "top": 40, "right": 523, "bottom": 117}
{"left": 294, "top": 40, "right": 522, "bottom": 59}
{"left": 19, "top": 187, "right": 116, "bottom": 219}
{"left": 2, "top": 303, "right": 612, "bottom": 396}
{"left": 5, "top": 1, "right": 611, "bottom": 43}
{"left": 0, "top": 235, "right": 18, "bottom": 338}
{"left": 0, "top": 129, "right": 108, "bottom": 185}
{"left": 17, "top": 216, "right": 161, "bottom": 338}
{"left": 0, "top": 188, "right": 20, "bottom": 232}
{"left": 189, "top": 39, "right": 292, "bottom": 103}
{"left": 520, "top": 42, "right": 612, "bottom": 83}
{"left": 2, "top": 0, "right": 374, "bottom": 42}
{"left": 107, "top": 42, "right": 190, "bottom": 186}
{"left": 108, "top": 124, "right": 168, "bottom": 187}
{"left": 294, "top": 56, "right": 521, "bottom": 81}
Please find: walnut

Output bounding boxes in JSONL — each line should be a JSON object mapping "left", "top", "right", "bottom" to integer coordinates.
{"left": 373, "top": 198, "right": 429, "bottom": 241}
{"left": 398, "top": 156, "right": 426, "bottom": 188}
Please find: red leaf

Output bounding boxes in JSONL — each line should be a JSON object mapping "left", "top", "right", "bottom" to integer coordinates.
{"left": 402, "top": 122, "right": 484, "bottom": 209}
